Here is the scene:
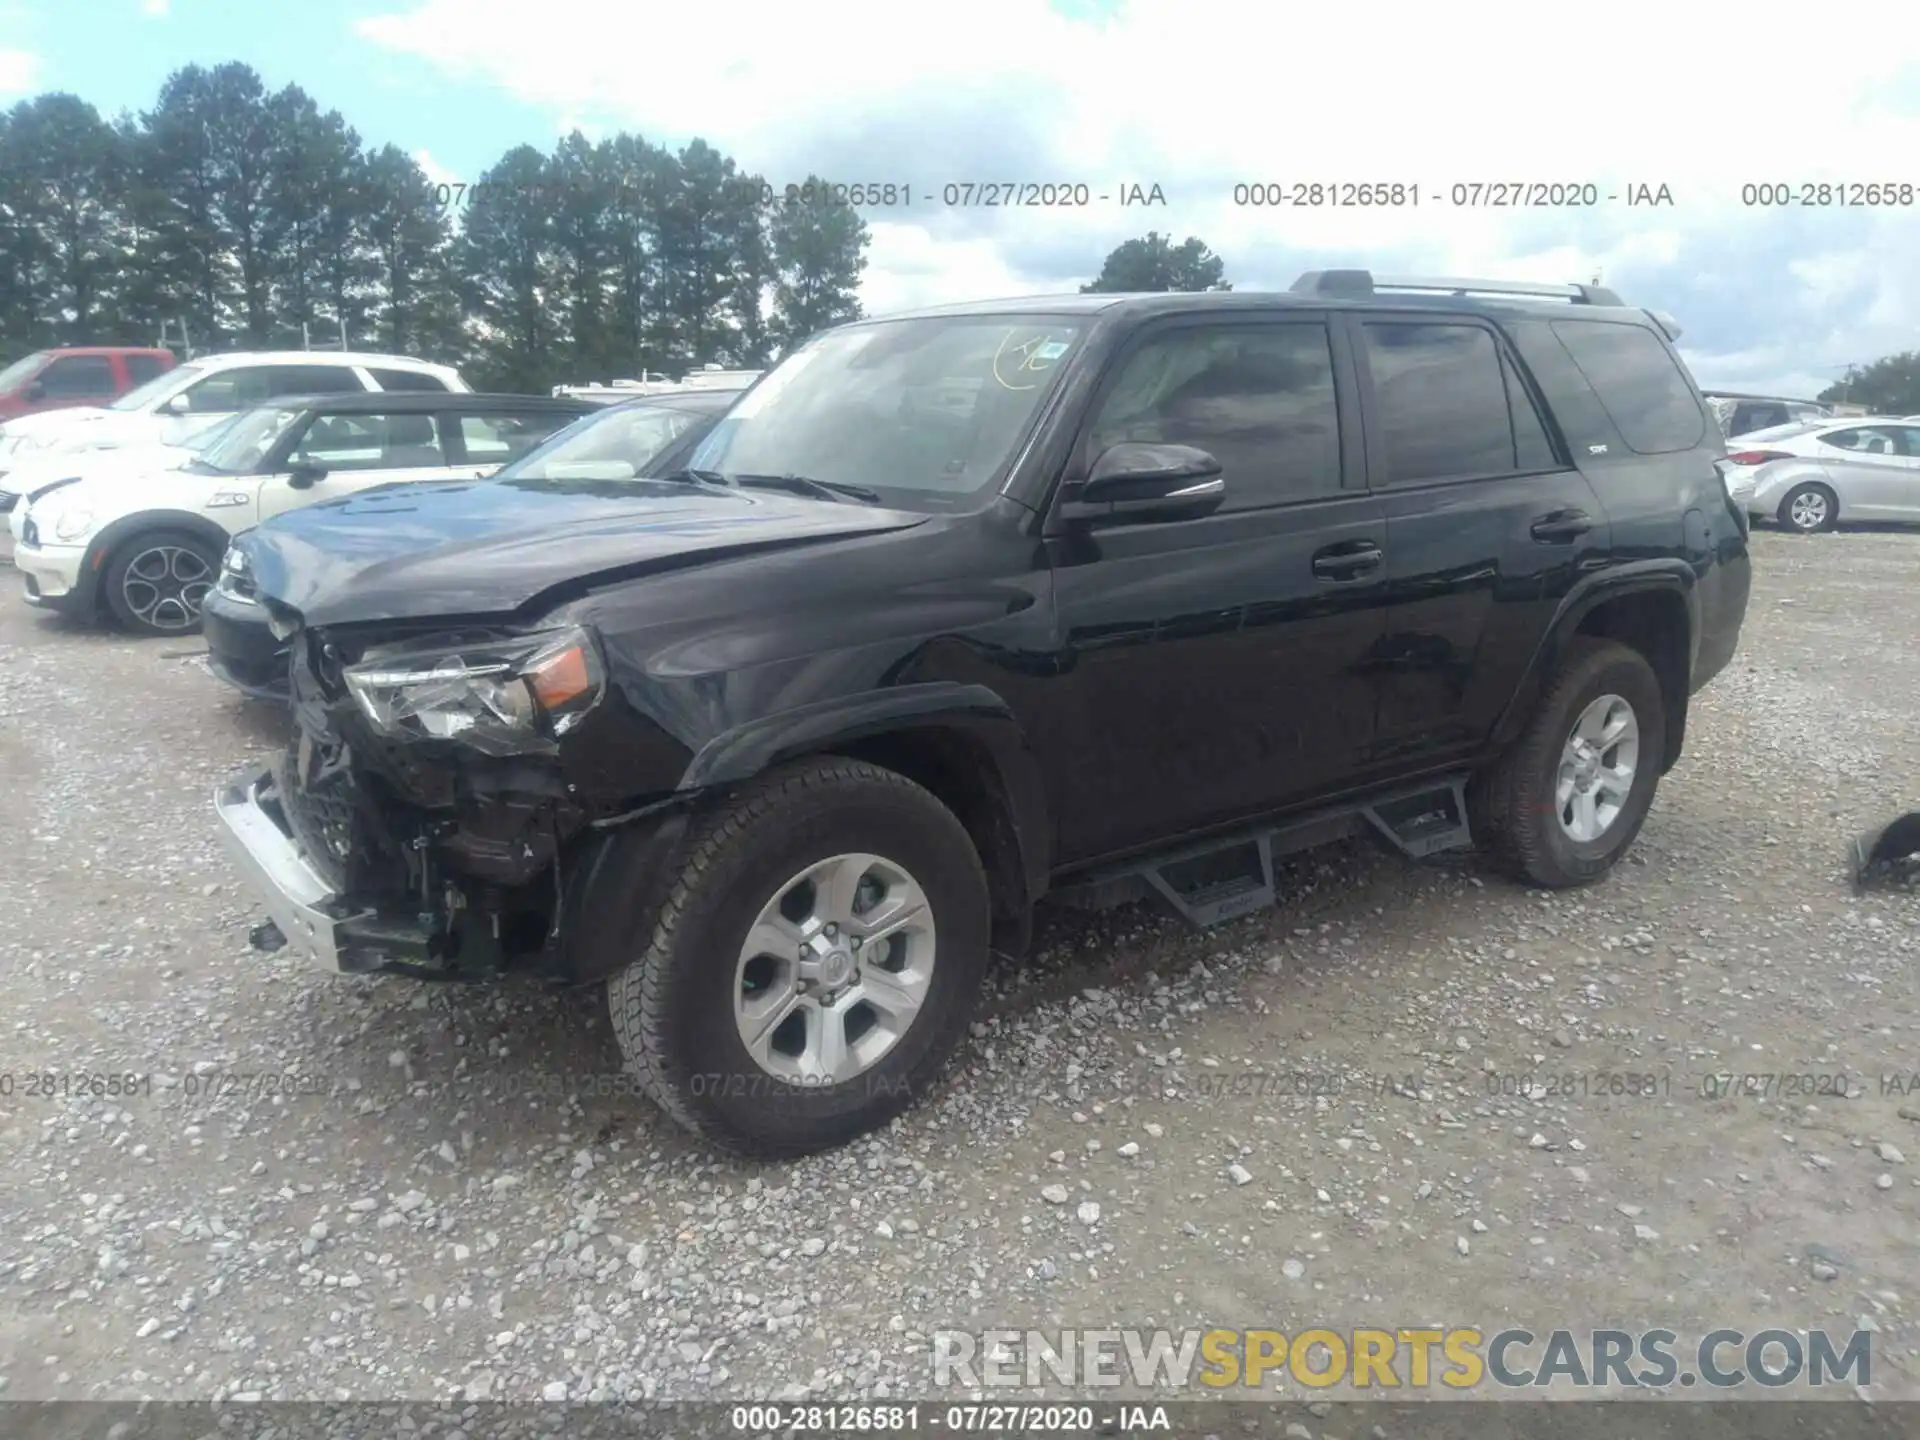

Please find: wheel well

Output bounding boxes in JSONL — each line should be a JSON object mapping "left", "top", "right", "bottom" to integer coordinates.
{"left": 826, "top": 727, "right": 1034, "bottom": 955}
{"left": 1575, "top": 590, "right": 1690, "bottom": 771}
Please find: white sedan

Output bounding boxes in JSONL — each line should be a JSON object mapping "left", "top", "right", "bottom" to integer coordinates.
{"left": 1720, "top": 416, "right": 1920, "bottom": 532}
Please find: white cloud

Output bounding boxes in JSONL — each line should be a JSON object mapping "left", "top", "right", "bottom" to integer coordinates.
{"left": 356, "top": 0, "right": 1920, "bottom": 374}
{"left": 412, "top": 147, "right": 461, "bottom": 188}
{"left": 0, "top": 46, "right": 39, "bottom": 96}
{"left": 141, "top": 0, "right": 170, "bottom": 16}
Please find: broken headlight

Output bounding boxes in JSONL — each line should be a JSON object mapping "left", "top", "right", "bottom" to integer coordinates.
{"left": 343, "top": 627, "right": 605, "bottom": 755}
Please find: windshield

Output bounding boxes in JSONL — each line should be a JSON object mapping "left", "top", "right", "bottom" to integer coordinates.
{"left": 109, "top": 361, "right": 198, "bottom": 412}
{"left": 181, "top": 411, "right": 246, "bottom": 453}
{"left": 494, "top": 401, "right": 709, "bottom": 483}
{"left": 686, "top": 315, "right": 1085, "bottom": 508}
{"left": 0, "top": 352, "right": 48, "bottom": 392}
{"left": 195, "top": 406, "right": 305, "bottom": 473}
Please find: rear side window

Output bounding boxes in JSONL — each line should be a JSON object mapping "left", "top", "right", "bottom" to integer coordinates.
{"left": 1361, "top": 322, "right": 1517, "bottom": 484}
{"left": 370, "top": 366, "right": 450, "bottom": 392}
{"left": 1550, "top": 320, "right": 1704, "bottom": 454}
{"left": 123, "top": 354, "right": 169, "bottom": 384}
{"left": 38, "top": 355, "right": 117, "bottom": 398}
{"left": 458, "top": 411, "right": 582, "bottom": 464}
{"left": 269, "top": 364, "right": 363, "bottom": 396}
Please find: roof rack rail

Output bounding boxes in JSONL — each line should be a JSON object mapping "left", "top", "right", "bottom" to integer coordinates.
{"left": 1291, "top": 270, "right": 1625, "bottom": 307}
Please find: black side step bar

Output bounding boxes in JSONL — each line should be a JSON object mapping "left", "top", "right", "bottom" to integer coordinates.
{"left": 1053, "top": 774, "right": 1475, "bottom": 929}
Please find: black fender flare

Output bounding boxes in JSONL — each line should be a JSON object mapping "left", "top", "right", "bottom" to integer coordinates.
{"left": 78, "top": 510, "right": 234, "bottom": 614}
{"left": 1491, "top": 560, "right": 1699, "bottom": 768}
{"left": 683, "top": 681, "right": 1052, "bottom": 899}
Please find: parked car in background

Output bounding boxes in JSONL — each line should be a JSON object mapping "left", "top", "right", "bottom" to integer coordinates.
{"left": 10, "top": 392, "right": 589, "bottom": 636}
{"left": 204, "top": 382, "right": 751, "bottom": 698}
{"left": 552, "top": 366, "right": 761, "bottom": 406}
{"left": 213, "top": 271, "right": 1748, "bottom": 1156}
{"left": 0, "top": 347, "right": 177, "bottom": 422}
{"left": 1703, "top": 392, "right": 1831, "bottom": 438}
{"left": 0, "top": 351, "right": 468, "bottom": 471}
{"left": 1720, "top": 417, "right": 1920, "bottom": 531}
{"left": 0, "top": 410, "right": 249, "bottom": 515}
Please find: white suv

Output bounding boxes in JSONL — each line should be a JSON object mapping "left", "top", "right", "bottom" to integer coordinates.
{"left": 11, "top": 391, "right": 587, "bottom": 636}
{"left": 0, "top": 351, "right": 467, "bottom": 470}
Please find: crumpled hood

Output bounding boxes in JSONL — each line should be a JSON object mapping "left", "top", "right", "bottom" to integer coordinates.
{"left": 236, "top": 476, "right": 931, "bottom": 627}
{"left": 0, "top": 407, "right": 159, "bottom": 455}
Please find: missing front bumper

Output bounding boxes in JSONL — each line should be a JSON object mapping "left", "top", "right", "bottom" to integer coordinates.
{"left": 214, "top": 765, "right": 444, "bottom": 974}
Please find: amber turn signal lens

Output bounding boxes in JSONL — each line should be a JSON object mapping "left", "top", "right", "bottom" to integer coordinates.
{"left": 528, "top": 645, "right": 592, "bottom": 710}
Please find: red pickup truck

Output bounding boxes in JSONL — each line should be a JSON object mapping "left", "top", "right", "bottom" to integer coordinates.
{"left": 0, "top": 347, "right": 177, "bottom": 420}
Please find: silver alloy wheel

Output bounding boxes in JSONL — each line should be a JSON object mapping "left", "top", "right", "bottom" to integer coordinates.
{"left": 1788, "top": 489, "right": 1830, "bottom": 531}
{"left": 733, "top": 852, "right": 937, "bottom": 1085}
{"left": 122, "top": 544, "right": 213, "bottom": 631}
{"left": 1555, "top": 693, "right": 1640, "bottom": 844}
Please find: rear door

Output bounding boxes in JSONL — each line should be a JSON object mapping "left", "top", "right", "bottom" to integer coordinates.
{"left": 1346, "top": 312, "right": 1610, "bottom": 768}
{"left": 1045, "top": 310, "right": 1389, "bottom": 861}
{"left": 256, "top": 409, "right": 458, "bottom": 523}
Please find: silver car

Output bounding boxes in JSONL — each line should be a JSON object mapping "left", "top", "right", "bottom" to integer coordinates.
{"left": 1720, "top": 416, "right": 1920, "bottom": 532}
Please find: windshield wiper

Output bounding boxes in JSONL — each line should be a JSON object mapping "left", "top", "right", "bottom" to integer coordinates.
{"left": 729, "top": 472, "right": 882, "bottom": 505}
{"left": 651, "top": 467, "right": 730, "bottom": 485}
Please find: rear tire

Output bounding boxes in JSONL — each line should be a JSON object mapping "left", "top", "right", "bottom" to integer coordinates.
{"left": 1778, "top": 482, "right": 1837, "bottom": 533}
{"left": 607, "top": 757, "right": 991, "bottom": 1158}
{"left": 1472, "top": 638, "right": 1667, "bottom": 889}
{"left": 102, "top": 528, "right": 221, "bottom": 636}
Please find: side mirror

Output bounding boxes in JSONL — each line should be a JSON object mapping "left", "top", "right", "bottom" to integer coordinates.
{"left": 1056, "top": 443, "right": 1226, "bottom": 524}
{"left": 159, "top": 394, "right": 190, "bottom": 415}
{"left": 285, "top": 463, "right": 327, "bottom": 490}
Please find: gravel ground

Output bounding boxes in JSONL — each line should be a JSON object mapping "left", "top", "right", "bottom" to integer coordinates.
{"left": 0, "top": 528, "right": 1916, "bottom": 1408}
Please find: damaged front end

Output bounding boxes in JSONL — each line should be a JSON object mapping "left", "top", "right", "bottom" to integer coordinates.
{"left": 215, "top": 616, "right": 694, "bottom": 981}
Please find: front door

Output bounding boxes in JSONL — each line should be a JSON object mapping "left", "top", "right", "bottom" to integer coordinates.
{"left": 1813, "top": 423, "right": 1920, "bottom": 520}
{"left": 1045, "top": 313, "right": 1388, "bottom": 863}
{"left": 1345, "top": 313, "right": 1611, "bottom": 769}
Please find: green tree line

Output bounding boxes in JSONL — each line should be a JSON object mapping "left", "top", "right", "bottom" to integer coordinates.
{"left": 0, "top": 62, "right": 869, "bottom": 391}
{"left": 1818, "top": 352, "right": 1920, "bottom": 416}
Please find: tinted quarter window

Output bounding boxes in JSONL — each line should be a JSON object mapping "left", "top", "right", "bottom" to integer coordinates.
{"left": 1550, "top": 320, "right": 1704, "bottom": 454}
{"left": 38, "top": 355, "right": 116, "bottom": 397}
{"left": 370, "top": 367, "right": 450, "bottom": 392}
{"left": 1362, "top": 322, "right": 1514, "bottom": 484}
{"left": 1087, "top": 322, "right": 1342, "bottom": 508}
{"left": 122, "top": 354, "right": 168, "bottom": 384}
{"left": 269, "top": 364, "right": 362, "bottom": 396}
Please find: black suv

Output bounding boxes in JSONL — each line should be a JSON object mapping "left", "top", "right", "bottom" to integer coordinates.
{"left": 214, "top": 271, "right": 1750, "bottom": 1157}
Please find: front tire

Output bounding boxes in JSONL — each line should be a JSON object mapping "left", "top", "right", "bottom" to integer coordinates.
{"left": 608, "top": 757, "right": 991, "bottom": 1158}
{"left": 1472, "top": 638, "right": 1667, "bottom": 889}
{"left": 1778, "top": 482, "right": 1837, "bottom": 533}
{"left": 102, "top": 528, "right": 221, "bottom": 636}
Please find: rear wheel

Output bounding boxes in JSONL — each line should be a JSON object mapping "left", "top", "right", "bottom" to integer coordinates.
{"left": 1778, "top": 482, "right": 1837, "bottom": 533}
{"left": 607, "top": 757, "right": 991, "bottom": 1157}
{"left": 102, "top": 528, "right": 221, "bottom": 636}
{"left": 1472, "top": 638, "right": 1667, "bottom": 888}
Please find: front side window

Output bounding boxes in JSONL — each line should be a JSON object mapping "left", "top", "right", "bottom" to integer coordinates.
{"left": 36, "top": 355, "right": 117, "bottom": 398}
{"left": 1552, "top": 320, "right": 1705, "bottom": 454}
{"left": 123, "top": 353, "right": 169, "bottom": 384}
{"left": 1362, "top": 322, "right": 1516, "bottom": 484}
{"left": 288, "top": 412, "right": 447, "bottom": 472}
{"left": 1086, "top": 322, "right": 1343, "bottom": 508}
{"left": 268, "top": 365, "right": 362, "bottom": 397}
{"left": 687, "top": 316, "right": 1086, "bottom": 510}
{"left": 369, "top": 366, "right": 450, "bottom": 393}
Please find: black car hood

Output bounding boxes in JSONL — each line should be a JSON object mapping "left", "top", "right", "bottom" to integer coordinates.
{"left": 238, "top": 476, "right": 930, "bottom": 627}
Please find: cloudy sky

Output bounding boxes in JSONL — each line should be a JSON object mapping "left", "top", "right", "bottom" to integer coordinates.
{"left": 8, "top": 0, "right": 1920, "bottom": 397}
